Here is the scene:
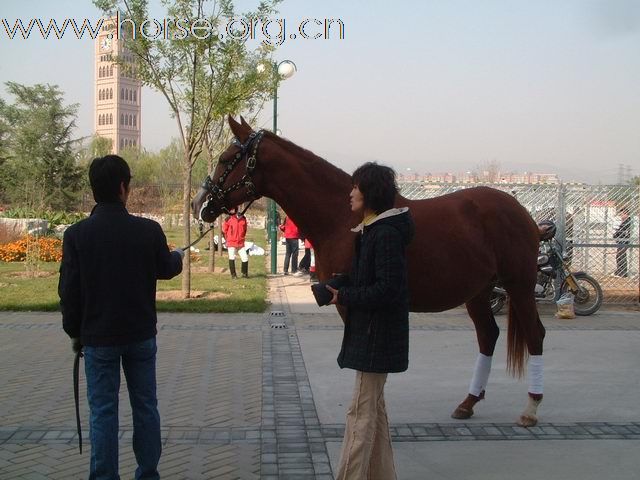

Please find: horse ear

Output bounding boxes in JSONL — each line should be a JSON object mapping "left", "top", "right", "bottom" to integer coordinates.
{"left": 240, "top": 116, "right": 251, "bottom": 129}
{"left": 228, "top": 115, "right": 247, "bottom": 141}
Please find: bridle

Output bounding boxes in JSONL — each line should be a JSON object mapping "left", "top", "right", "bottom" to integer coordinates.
{"left": 199, "top": 130, "right": 265, "bottom": 221}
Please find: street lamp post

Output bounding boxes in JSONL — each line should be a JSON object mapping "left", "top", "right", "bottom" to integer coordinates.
{"left": 267, "top": 60, "right": 296, "bottom": 274}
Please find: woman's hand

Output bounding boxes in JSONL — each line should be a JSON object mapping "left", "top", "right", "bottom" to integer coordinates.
{"left": 326, "top": 285, "right": 339, "bottom": 305}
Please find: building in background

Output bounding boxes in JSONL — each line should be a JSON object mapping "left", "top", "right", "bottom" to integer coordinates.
{"left": 94, "top": 18, "right": 141, "bottom": 153}
{"left": 398, "top": 170, "right": 560, "bottom": 184}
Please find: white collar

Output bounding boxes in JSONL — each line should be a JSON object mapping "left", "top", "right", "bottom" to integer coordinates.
{"left": 351, "top": 207, "right": 409, "bottom": 233}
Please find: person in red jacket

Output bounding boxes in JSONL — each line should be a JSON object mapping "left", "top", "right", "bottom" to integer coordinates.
{"left": 299, "top": 238, "right": 312, "bottom": 274}
{"left": 222, "top": 207, "right": 248, "bottom": 278}
{"left": 279, "top": 216, "right": 301, "bottom": 275}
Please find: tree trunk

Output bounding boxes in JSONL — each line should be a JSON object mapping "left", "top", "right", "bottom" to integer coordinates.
{"left": 206, "top": 136, "right": 216, "bottom": 273}
{"left": 209, "top": 229, "right": 215, "bottom": 272}
{"left": 181, "top": 159, "right": 191, "bottom": 298}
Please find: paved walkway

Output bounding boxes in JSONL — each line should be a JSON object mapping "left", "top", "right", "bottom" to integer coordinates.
{"left": 0, "top": 268, "right": 639, "bottom": 478}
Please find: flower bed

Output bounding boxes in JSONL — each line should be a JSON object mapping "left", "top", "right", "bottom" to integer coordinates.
{"left": 0, "top": 236, "right": 63, "bottom": 262}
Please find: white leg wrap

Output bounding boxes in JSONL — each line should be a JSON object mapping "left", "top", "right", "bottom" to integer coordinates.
{"left": 469, "top": 353, "right": 492, "bottom": 396}
{"left": 528, "top": 355, "right": 544, "bottom": 394}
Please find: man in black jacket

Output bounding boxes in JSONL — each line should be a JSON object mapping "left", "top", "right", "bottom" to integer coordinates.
{"left": 59, "top": 155, "right": 183, "bottom": 480}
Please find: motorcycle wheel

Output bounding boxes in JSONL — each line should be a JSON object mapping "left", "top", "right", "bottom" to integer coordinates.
{"left": 561, "top": 273, "right": 603, "bottom": 316}
{"left": 490, "top": 291, "right": 506, "bottom": 315}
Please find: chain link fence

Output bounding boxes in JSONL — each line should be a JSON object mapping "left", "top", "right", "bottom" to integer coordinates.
{"left": 399, "top": 182, "right": 639, "bottom": 305}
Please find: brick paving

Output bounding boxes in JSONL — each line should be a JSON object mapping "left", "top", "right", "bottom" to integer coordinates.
{"left": 0, "top": 283, "right": 639, "bottom": 478}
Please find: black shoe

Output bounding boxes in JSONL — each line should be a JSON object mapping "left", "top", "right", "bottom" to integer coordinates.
{"left": 241, "top": 261, "right": 249, "bottom": 278}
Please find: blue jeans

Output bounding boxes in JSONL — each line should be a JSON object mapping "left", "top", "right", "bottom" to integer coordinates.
{"left": 84, "top": 337, "right": 161, "bottom": 480}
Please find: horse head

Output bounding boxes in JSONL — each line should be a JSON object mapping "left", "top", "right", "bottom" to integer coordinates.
{"left": 191, "top": 115, "right": 267, "bottom": 223}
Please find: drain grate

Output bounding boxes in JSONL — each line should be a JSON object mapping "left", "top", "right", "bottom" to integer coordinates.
{"left": 268, "top": 311, "right": 287, "bottom": 328}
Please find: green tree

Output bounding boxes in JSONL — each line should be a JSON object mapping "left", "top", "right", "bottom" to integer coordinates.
{"left": 0, "top": 97, "right": 12, "bottom": 203}
{"left": 0, "top": 82, "right": 84, "bottom": 211}
{"left": 94, "top": 0, "right": 279, "bottom": 297}
{"left": 89, "top": 135, "right": 113, "bottom": 159}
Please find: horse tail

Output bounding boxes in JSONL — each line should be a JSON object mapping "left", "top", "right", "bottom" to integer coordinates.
{"left": 495, "top": 193, "right": 541, "bottom": 379}
{"left": 506, "top": 299, "right": 528, "bottom": 378}
{"left": 505, "top": 286, "right": 543, "bottom": 378}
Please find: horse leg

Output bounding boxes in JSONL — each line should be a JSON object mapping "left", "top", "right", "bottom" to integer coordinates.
{"left": 507, "top": 290, "right": 546, "bottom": 427}
{"left": 452, "top": 287, "right": 500, "bottom": 420}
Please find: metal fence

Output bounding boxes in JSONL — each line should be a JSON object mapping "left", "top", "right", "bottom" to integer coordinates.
{"left": 399, "top": 182, "right": 639, "bottom": 304}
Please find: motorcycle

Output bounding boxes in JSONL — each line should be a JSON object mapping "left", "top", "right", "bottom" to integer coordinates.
{"left": 490, "top": 221, "right": 603, "bottom": 316}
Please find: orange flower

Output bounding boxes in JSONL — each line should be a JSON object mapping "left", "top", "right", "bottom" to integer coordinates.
{"left": 0, "top": 235, "right": 62, "bottom": 262}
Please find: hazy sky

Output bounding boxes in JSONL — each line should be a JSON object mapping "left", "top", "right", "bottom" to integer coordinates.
{"left": 1, "top": 0, "right": 639, "bottom": 183}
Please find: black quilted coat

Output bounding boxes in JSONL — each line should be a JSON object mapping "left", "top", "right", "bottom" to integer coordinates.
{"left": 337, "top": 208, "right": 414, "bottom": 373}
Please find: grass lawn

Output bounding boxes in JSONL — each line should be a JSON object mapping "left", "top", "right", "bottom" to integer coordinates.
{"left": 0, "top": 226, "right": 269, "bottom": 313}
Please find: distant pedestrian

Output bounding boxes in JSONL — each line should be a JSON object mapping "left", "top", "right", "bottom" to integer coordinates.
{"left": 614, "top": 208, "right": 631, "bottom": 277}
{"left": 222, "top": 206, "right": 249, "bottom": 279}
{"left": 299, "top": 238, "right": 313, "bottom": 274}
{"left": 279, "top": 216, "right": 301, "bottom": 275}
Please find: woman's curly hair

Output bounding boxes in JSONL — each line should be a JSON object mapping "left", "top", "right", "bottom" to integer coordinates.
{"left": 351, "top": 162, "right": 398, "bottom": 214}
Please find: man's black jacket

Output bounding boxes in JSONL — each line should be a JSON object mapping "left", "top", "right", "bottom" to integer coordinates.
{"left": 59, "top": 202, "right": 183, "bottom": 346}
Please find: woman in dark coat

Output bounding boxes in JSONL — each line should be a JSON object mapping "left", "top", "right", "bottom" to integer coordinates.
{"left": 324, "top": 162, "right": 414, "bottom": 480}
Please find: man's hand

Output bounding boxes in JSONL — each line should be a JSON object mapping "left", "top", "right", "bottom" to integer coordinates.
{"left": 174, "top": 248, "right": 185, "bottom": 259}
{"left": 326, "top": 285, "right": 339, "bottom": 305}
{"left": 71, "top": 337, "right": 82, "bottom": 354}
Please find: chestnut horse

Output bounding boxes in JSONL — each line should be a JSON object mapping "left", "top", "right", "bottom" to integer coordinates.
{"left": 192, "top": 116, "right": 546, "bottom": 427}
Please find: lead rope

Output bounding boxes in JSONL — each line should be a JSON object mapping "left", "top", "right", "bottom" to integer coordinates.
{"left": 179, "top": 223, "right": 214, "bottom": 252}
{"left": 73, "top": 349, "right": 83, "bottom": 454}
{"left": 183, "top": 201, "right": 255, "bottom": 252}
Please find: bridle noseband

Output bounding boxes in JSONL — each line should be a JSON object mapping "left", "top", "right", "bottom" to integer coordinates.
{"left": 199, "top": 130, "right": 265, "bottom": 220}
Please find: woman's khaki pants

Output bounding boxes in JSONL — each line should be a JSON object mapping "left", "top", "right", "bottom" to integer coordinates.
{"left": 336, "top": 371, "right": 397, "bottom": 480}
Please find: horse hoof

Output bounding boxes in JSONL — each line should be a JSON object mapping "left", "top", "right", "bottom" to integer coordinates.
{"left": 518, "top": 415, "right": 538, "bottom": 427}
{"left": 451, "top": 406, "right": 473, "bottom": 419}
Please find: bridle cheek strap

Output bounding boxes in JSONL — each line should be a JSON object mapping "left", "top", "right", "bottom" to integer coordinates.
{"left": 201, "top": 130, "right": 264, "bottom": 218}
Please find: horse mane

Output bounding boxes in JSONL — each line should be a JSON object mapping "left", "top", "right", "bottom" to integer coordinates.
{"left": 263, "top": 130, "right": 352, "bottom": 183}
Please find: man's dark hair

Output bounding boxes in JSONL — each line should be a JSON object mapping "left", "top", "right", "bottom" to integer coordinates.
{"left": 89, "top": 155, "right": 131, "bottom": 203}
{"left": 351, "top": 162, "right": 398, "bottom": 213}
